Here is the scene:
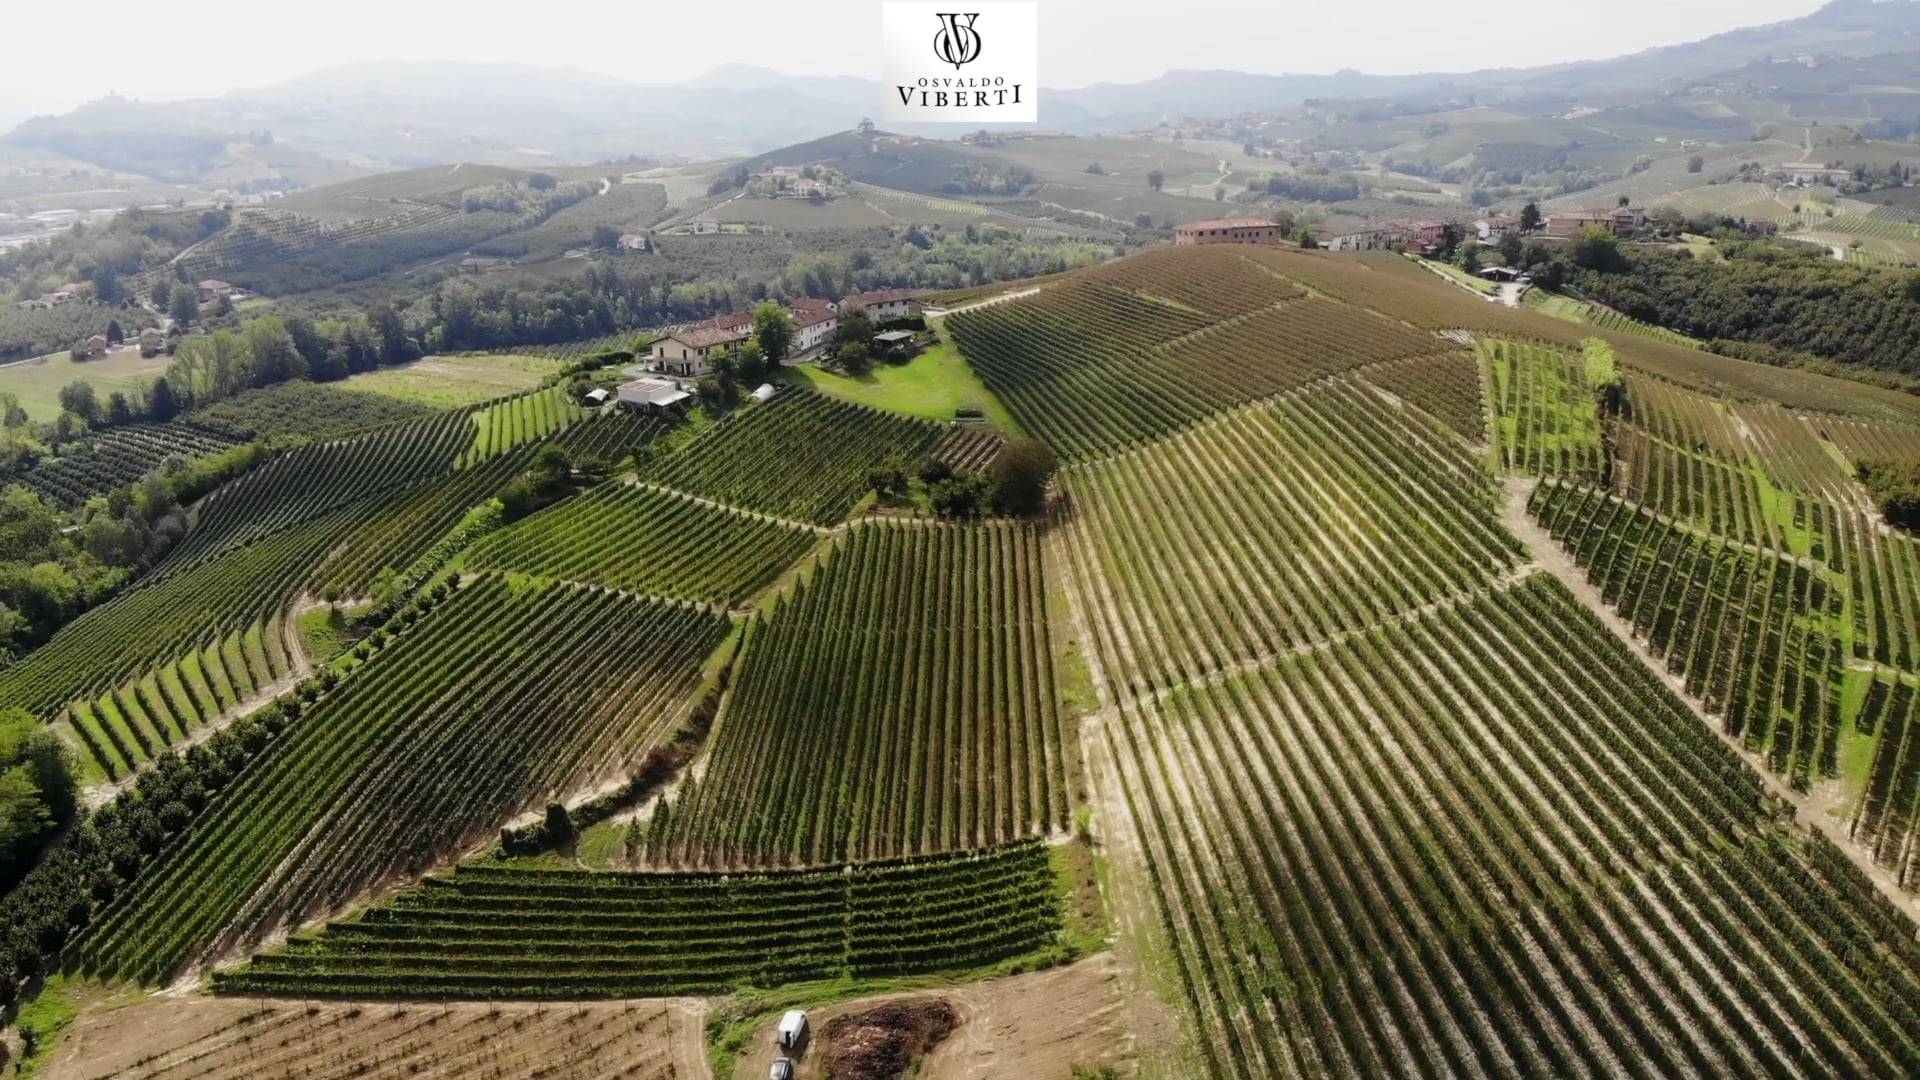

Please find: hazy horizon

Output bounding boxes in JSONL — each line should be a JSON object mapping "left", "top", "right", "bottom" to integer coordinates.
{"left": 0, "top": 0, "right": 1832, "bottom": 126}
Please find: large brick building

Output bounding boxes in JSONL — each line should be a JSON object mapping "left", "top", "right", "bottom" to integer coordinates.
{"left": 1173, "top": 218, "right": 1286, "bottom": 246}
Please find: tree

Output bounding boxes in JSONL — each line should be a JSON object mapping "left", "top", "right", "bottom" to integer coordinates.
{"left": 1687, "top": 154, "right": 1705, "bottom": 173}
{"left": 1572, "top": 226, "right": 1623, "bottom": 271}
{"left": 57, "top": 381, "right": 98, "bottom": 423}
{"left": 106, "top": 319, "right": 124, "bottom": 345}
{"left": 150, "top": 279, "right": 171, "bottom": 309}
{"left": 929, "top": 473, "right": 991, "bottom": 517}
{"left": 1214, "top": 185, "right": 1226, "bottom": 201}
{"left": 591, "top": 224, "right": 621, "bottom": 251}
{"left": 168, "top": 287, "right": 198, "bottom": 327}
{"left": 989, "top": 438, "right": 1058, "bottom": 516}
{"left": 753, "top": 302, "right": 793, "bottom": 366}
{"left": 1458, "top": 243, "right": 1483, "bottom": 276}
{"left": 735, "top": 339, "right": 768, "bottom": 386}
{"left": 1147, "top": 169, "right": 1165, "bottom": 191}
{"left": 105, "top": 392, "right": 132, "bottom": 426}
{"left": 531, "top": 444, "right": 573, "bottom": 489}
{"left": 836, "top": 341, "right": 872, "bottom": 376}
{"left": 1519, "top": 202, "right": 1543, "bottom": 234}
{"left": 1498, "top": 232, "right": 1525, "bottom": 267}
{"left": 1293, "top": 226, "right": 1318, "bottom": 250}
{"left": 147, "top": 377, "right": 178, "bottom": 422}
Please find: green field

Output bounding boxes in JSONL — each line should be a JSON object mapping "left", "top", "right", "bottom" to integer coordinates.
{"left": 785, "top": 327, "right": 1021, "bottom": 431}
{"left": 343, "top": 353, "right": 559, "bottom": 408}
{"left": 0, "top": 348, "right": 171, "bottom": 423}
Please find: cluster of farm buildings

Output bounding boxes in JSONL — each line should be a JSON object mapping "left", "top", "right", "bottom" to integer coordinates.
{"left": 1175, "top": 203, "right": 1657, "bottom": 254}
{"left": 611, "top": 287, "right": 921, "bottom": 411}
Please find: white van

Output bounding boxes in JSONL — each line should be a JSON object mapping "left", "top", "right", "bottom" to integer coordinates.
{"left": 776, "top": 1009, "right": 809, "bottom": 1051}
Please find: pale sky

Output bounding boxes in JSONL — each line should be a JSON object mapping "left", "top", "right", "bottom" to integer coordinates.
{"left": 0, "top": 0, "right": 1827, "bottom": 122}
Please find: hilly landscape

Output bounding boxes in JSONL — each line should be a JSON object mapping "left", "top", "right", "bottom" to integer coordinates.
{"left": 3, "top": 2, "right": 1920, "bottom": 1078}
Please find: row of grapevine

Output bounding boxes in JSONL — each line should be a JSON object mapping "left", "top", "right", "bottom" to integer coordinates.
{"left": 947, "top": 270, "right": 1442, "bottom": 458}
{"left": 210, "top": 841, "right": 1058, "bottom": 998}
{"left": 1484, "top": 338, "right": 1609, "bottom": 481}
{"left": 165, "top": 410, "right": 474, "bottom": 573}
{"left": 640, "top": 388, "right": 941, "bottom": 525}
{"left": 550, "top": 409, "right": 672, "bottom": 464}
{"left": 78, "top": 575, "right": 729, "bottom": 983}
{"left": 1060, "top": 377, "right": 1522, "bottom": 696}
{"left": 305, "top": 449, "right": 532, "bottom": 599}
{"left": 1851, "top": 674, "right": 1920, "bottom": 885}
{"left": 1358, "top": 351, "right": 1487, "bottom": 442}
{"left": 0, "top": 505, "right": 370, "bottom": 719}
{"left": 658, "top": 521, "right": 1068, "bottom": 867}
{"left": 456, "top": 385, "right": 585, "bottom": 467}
{"left": 1532, "top": 481, "right": 1847, "bottom": 787}
{"left": 928, "top": 426, "right": 1005, "bottom": 473}
{"left": 56, "top": 614, "right": 294, "bottom": 782}
{"left": 465, "top": 481, "right": 818, "bottom": 608}
{"left": 185, "top": 382, "right": 438, "bottom": 443}
{"left": 1076, "top": 565, "right": 1920, "bottom": 1076}
{"left": 50, "top": 998, "right": 700, "bottom": 1080}
{"left": 12, "top": 424, "right": 238, "bottom": 508}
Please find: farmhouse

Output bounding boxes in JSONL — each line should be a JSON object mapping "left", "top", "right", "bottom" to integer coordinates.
{"left": 1544, "top": 209, "right": 1617, "bottom": 238}
{"left": 1772, "top": 162, "right": 1852, "bottom": 186}
{"left": 650, "top": 324, "right": 750, "bottom": 378}
{"left": 841, "top": 287, "right": 920, "bottom": 320}
{"left": 138, "top": 326, "right": 166, "bottom": 356}
{"left": 788, "top": 298, "right": 839, "bottom": 357}
{"left": 617, "top": 233, "right": 649, "bottom": 252}
{"left": 197, "top": 279, "right": 233, "bottom": 300}
{"left": 1174, "top": 218, "right": 1286, "bottom": 246}
{"left": 617, "top": 376, "right": 692, "bottom": 414}
{"left": 1315, "top": 224, "right": 1398, "bottom": 252}
{"left": 1474, "top": 216, "right": 1517, "bottom": 242}
{"left": 81, "top": 334, "right": 108, "bottom": 357}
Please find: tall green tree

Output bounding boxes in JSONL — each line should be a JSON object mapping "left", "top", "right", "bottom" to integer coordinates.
{"left": 1147, "top": 169, "right": 1165, "bottom": 191}
{"left": 753, "top": 302, "right": 793, "bottom": 366}
{"left": 1519, "top": 202, "right": 1543, "bottom": 234}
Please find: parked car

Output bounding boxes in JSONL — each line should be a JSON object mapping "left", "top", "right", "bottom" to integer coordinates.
{"left": 770, "top": 1057, "right": 795, "bottom": 1080}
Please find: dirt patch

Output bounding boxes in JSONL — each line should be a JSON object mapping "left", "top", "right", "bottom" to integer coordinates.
{"left": 38, "top": 995, "right": 710, "bottom": 1080}
{"left": 733, "top": 955, "right": 1133, "bottom": 1080}
{"left": 821, "top": 1001, "right": 959, "bottom": 1079}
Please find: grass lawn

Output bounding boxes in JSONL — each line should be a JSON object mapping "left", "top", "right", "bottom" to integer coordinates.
{"left": 342, "top": 353, "right": 559, "bottom": 409}
{"left": 1423, "top": 258, "right": 1498, "bottom": 294}
{"left": 785, "top": 327, "right": 1021, "bottom": 432}
{"left": 0, "top": 347, "right": 171, "bottom": 422}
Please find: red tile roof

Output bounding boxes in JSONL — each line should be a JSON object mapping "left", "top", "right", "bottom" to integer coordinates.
{"left": 789, "top": 298, "right": 837, "bottom": 328}
{"left": 666, "top": 325, "right": 751, "bottom": 349}
{"left": 843, "top": 288, "right": 916, "bottom": 307}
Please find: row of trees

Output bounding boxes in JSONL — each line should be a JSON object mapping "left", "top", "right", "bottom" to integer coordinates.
{"left": 870, "top": 438, "right": 1058, "bottom": 518}
{"left": 0, "top": 707, "right": 76, "bottom": 893}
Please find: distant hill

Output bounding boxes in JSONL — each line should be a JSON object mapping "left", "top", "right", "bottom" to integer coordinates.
{"left": 7, "top": 1, "right": 1920, "bottom": 184}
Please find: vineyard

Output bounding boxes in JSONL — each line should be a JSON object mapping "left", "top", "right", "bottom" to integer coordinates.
{"left": 457, "top": 385, "right": 587, "bottom": 467}
{"left": 640, "top": 388, "right": 941, "bottom": 524}
{"left": 1485, "top": 339, "right": 1609, "bottom": 481}
{"left": 1089, "top": 574, "right": 1920, "bottom": 1077}
{"left": 168, "top": 410, "right": 474, "bottom": 571}
{"left": 79, "top": 576, "right": 729, "bottom": 982}
{"left": 655, "top": 522, "right": 1068, "bottom": 867}
{"left": 184, "top": 381, "right": 438, "bottom": 442}
{"left": 212, "top": 841, "right": 1059, "bottom": 997}
{"left": 40, "top": 998, "right": 708, "bottom": 1080}
{"left": 1059, "top": 378, "right": 1521, "bottom": 694}
{"left": 12, "top": 423, "right": 237, "bottom": 508}
{"left": 464, "top": 480, "right": 819, "bottom": 607}
{"left": 946, "top": 246, "right": 1447, "bottom": 458}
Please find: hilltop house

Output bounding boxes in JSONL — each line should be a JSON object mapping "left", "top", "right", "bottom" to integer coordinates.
{"left": 788, "top": 298, "right": 839, "bottom": 357}
{"left": 1772, "top": 162, "right": 1852, "bottom": 187}
{"left": 197, "top": 279, "right": 233, "bottom": 300}
{"left": 138, "top": 326, "right": 166, "bottom": 356}
{"left": 1174, "top": 218, "right": 1285, "bottom": 245}
{"left": 1474, "top": 216, "right": 1517, "bottom": 242}
{"left": 617, "top": 233, "right": 649, "bottom": 252}
{"left": 1315, "top": 223, "right": 1399, "bottom": 251}
{"left": 841, "top": 288, "right": 920, "bottom": 320}
{"left": 650, "top": 324, "right": 751, "bottom": 378}
{"left": 1545, "top": 209, "right": 1616, "bottom": 238}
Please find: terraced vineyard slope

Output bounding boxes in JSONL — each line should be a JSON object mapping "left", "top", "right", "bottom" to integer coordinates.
{"left": 656, "top": 521, "right": 1069, "bottom": 866}
{"left": 214, "top": 841, "right": 1060, "bottom": 998}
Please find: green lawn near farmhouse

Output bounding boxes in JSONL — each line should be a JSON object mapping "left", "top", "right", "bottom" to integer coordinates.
{"left": 785, "top": 327, "right": 1021, "bottom": 432}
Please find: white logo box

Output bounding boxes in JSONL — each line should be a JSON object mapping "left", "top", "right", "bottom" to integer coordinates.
{"left": 883, "top": 2, "right": 1039, "bottom": 123}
